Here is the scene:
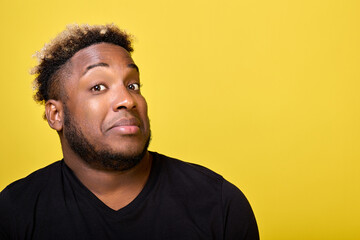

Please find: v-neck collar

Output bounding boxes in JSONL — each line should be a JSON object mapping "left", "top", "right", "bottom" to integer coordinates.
{"left": 61, "top": 152, "right": 161, "bottom": 218}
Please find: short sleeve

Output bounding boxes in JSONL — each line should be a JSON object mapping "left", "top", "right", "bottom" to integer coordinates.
{"left": 222, "top": 180, "right": 259, "bottom": 240}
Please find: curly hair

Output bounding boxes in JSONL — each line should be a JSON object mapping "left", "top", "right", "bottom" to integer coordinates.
{"left": 31, "top": 23, "right": 134, "bottom": 108}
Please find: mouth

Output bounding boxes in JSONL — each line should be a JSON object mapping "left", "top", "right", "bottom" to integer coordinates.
{"left": 108, "top": 117, "right": 141, "bottom": 135}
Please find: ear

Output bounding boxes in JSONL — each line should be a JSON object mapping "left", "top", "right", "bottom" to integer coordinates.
{"left": 45, "top": 100, "right": 64, "bottom": 131}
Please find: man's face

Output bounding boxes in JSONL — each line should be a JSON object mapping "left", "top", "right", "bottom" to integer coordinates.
{"left": 61, "top": 43, "right": 151, "bottom": 171}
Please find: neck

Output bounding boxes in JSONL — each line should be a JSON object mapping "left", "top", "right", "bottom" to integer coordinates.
{"left": 63, "top": 149, "right": 152, "bottom": 210}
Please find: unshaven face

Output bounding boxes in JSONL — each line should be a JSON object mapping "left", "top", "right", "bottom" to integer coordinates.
{"left": 61, "top": 43, "right": 151, "bottom": 171}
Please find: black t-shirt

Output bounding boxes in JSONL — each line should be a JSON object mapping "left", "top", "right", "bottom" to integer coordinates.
{"left": 0, "top": 152, "right": 259, "bottom": 240}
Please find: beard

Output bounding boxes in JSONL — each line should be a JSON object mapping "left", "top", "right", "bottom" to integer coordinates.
{"left": 63, "top": 106, "right": 151, "bottom": 171}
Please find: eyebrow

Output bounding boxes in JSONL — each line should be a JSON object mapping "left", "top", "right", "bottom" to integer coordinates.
{"left": 128, "top": 63, "right": 139, "bottom": 72}
{"left": 83, "top": 62, "right": 109, "bottom": 76}
{"left": 82, "top": 62, "right": 139, "bottom": 76}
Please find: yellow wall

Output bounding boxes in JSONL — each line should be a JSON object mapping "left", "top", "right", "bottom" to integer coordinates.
{"left": 1, "top": 0, "right": 359, "bottom": 239}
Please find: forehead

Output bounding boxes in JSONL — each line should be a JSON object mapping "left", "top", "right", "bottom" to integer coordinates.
{"left": 69, "top": 43, "right": 134, "bottom": 75}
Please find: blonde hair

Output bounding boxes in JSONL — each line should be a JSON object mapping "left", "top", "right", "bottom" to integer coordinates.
{"left": 32, "top": 23, "right": 133, "bottom": 106}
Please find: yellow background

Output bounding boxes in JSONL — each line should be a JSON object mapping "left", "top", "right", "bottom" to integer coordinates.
{"left": 1, "top": 0, "right": 359, "bottom": 239}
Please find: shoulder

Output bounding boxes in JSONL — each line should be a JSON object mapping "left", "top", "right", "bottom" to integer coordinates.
{"left": 152, "top": 152, "right": 259, "bottom": 239}
{"left": 153, "top": 152, "right": 224, "bottom": 191}
{"left": 152, "top": 151, "right": 250, "bottom": 203}
{"left": 0, "top": 161, "right": 63, "bottom": 239}
{"left": 154, "top": 152, "right": 223, "bottom": 180}
{"left": 221, "top": 180, "right": 259, "bottom": 239}
{"left": 0, "top": 161, "right": 63, "bottom": 215}
{"left": 1, "top": 161, "right": 62, "bottom": 200}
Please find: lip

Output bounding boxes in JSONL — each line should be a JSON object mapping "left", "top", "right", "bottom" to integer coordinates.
{"left": 108, "top": 117, "right": 141, "bottom": 135}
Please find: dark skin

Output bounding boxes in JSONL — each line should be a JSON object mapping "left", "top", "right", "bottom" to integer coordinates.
{"left": 44, "top": 43, "right": 152, "bottom": 210}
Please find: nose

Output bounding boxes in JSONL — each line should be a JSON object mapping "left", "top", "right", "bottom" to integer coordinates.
{"left": 112, "top": 86, "right": 136, "bottom": 111}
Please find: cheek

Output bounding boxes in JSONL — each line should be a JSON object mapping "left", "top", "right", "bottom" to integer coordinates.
{"left": 86, "top": 99, "right": 107, "bottom": 116}
{"left": 137, "top": 96, "right": 148, "bottom": 116}
{"left": 137, "top": 96, "right": 150, "bottom": 130}
{"left": 74, "top": 97, "right": 108, "bottom": 128}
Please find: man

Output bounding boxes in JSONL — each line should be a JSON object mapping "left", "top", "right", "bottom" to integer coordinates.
{"left": 0, "top": 24, "right": 259, "bottom": 239}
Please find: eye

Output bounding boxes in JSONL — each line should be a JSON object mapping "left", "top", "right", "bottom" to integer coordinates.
{"left": 128, "top": 83, "right": 140, "bottom": 91}
{"left": 91, "top": 84, "right": 106, "bottom": 92}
